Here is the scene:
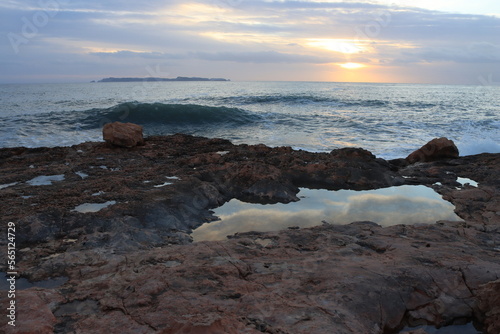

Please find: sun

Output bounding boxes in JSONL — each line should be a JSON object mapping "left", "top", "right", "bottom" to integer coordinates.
{"left": 307, "top": 39, "right": 365, "bottom": 54}
{"left": 339, "top": 63, "right": 366, "bottom": 69}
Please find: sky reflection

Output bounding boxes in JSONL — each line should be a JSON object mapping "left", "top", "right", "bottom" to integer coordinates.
{"left": 192, "top": 185, "right": 462, "bottom": 241}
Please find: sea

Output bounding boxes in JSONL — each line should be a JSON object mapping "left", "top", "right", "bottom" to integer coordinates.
{"left": 0, "top": 81, "right": 499, "bottom": 159}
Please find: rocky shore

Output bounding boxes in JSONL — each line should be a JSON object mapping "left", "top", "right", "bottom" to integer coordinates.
{"left": 0, "top": 134, "right": 499, "bottom": 333}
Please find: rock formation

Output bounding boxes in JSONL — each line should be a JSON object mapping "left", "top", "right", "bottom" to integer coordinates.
{"left": 406, "top": 137, "right": 459, "bottom": 164}
{"left": 102, "top": 121, "right": 144, "bottom": 148}
{"left": 0, "top": 134, "right": 498, "bottom": 333}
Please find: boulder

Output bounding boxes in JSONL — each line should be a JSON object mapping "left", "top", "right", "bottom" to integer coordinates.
{"left": 406, "top": 137, "right": 459, "bottom": 164}
{"left": 102, "top": 122, "right": 144, "bottom": 148}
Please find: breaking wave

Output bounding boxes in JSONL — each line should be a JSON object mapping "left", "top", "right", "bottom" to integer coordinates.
{"left": 73, "top": 102, "right": 262, "bottom": 129}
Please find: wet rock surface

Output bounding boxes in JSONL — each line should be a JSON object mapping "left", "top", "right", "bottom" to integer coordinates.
{"left": 0, "top": 134, "right": 499, "bottom": 333}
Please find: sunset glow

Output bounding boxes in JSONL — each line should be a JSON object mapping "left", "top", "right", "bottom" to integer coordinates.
{"left": 307, "top": 39, "right": 366, "bottom": 54}
{"left": 0, "top": 0, "right": 498, "bottom": 84}
{"left": 339, "top": 63, "right": 367, "bottom": 70}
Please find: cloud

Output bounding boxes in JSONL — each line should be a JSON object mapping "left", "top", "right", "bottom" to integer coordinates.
{"left": 382, "top": 42, "right": 500, "bottom": 66}
{"left": 89, "top": 50, "right": 184, "bottom": 59}
{"left": 192, "top": 51, "right": 338, "bottom": 64}
{"left": 409, "top": 43, "right": 500, "bottom": 63}
{"left": 88, "top": 50, "right": 338, "bottom": 64}
{"left": 1, "top": 0, "right": 499, "bottom": 83}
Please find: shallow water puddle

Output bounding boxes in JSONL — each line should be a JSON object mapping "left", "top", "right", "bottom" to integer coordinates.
{"left": 0, "top": 182, "right": 18, "bottom": 190}
{"left": 0, "top": 272, "right": 68, "bottom": 290}
{"left": 153, "top": 176, "right": 180, "bottom": 188}
{"left": 457, "top": 177, "right": 478, "bottom": 187}
{"left": 75, "top": 171, "right": 88, "bottom": 179}
{"left": 27, "top": 174, "right": 65, "bottom": 186}
{"left": 154, "top": 182, "right": 173, "bottom": 188}
{"left": 192, "top": 185, "right": 462, "bottom": 242}
{"left": 72, "top": 200, "right": 116, "bottom": 213}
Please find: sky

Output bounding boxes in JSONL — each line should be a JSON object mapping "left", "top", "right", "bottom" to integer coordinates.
{"left": 1, "top": 0, "right": 499, "bottom": 84}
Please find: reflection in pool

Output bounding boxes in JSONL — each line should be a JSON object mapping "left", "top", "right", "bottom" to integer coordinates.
{"left": 192, "top": 185, "right": 462, "bottom": 242}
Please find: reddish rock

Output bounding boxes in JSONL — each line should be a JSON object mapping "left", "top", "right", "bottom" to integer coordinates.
{"left": 0, "top": 135, "right": 499, "bottom": 333}
{"left": 1, "top": 289, "right": 63, "bottom": 334}
{"left": 4, "top": 221, "right": 499, "bottom": 334}
{"left": 406, "top": 137, "right": 459, "bottom": 164}
{"left": 477, "top": 279, "right": 500, "bottom": 334}
{"left": 102, "top": 121, "right": 144, "bottom": 148}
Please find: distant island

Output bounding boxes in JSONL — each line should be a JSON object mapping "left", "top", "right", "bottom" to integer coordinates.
{"left": 96, "top": 76, "right": 230, "bottom": 83}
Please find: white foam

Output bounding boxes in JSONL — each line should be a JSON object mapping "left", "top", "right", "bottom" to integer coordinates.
{"left": 27, "top": 175, "right": 65, "bottom": 186}
{"left": 459, "top": 139, "right": 500, "bottom": 156}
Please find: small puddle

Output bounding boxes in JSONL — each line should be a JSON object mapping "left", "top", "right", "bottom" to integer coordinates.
{"left": 0, "top": 272, "right": 68, "bottom": 290}
{"left": 398, "top": 322, "right": 482, "bottom": 333}
{"left": 154, "top": 182, "right": 173, "bottom": 188}
{"left": 0, "top": 182, "right": 18, "bottom": 190}
{"left": 27, "top": 174, "right": 65, "bottom": 186}
{"left": 75, "top": 171, "right": 88, "bottom": 179}
{"left": 192, "top": 185, "right": 462, "bottom": 242}
{"left": 72, "top": 200, "right": 116, "bottom": 213}
{"left": 153, "top": 176, "right": 180, "bottom": 188}
{"left": 457, "top": 177, "right": 478, "bottom": 187}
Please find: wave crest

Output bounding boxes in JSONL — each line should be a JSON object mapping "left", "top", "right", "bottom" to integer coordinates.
{"left": 77, "top": 102, "right": 261, "bottom": 129}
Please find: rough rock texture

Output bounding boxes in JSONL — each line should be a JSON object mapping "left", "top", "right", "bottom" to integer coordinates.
{"left": 406, "top": 137, "right": 459, "bottom": 164}
{"left": 0, "top": 134, "right": 499, "bottom": 333}
{"left": 477, "top": 280, "right": 500, "bottom": 334}
{"left": 102, "top": 122, "right": 144, "bottom": 148}
{"left": 0, "top": 135, "right": 402, "bottom": 251}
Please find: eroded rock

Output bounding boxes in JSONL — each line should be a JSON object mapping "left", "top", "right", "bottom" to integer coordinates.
{"left": 0, "top": 135, "right": 499, "bottom": 333}
{"left": 102, "top": 121, "right": 144, "bottom": 148}
{"left": 406, "top": 137, "right": 459, "bottom": 164}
